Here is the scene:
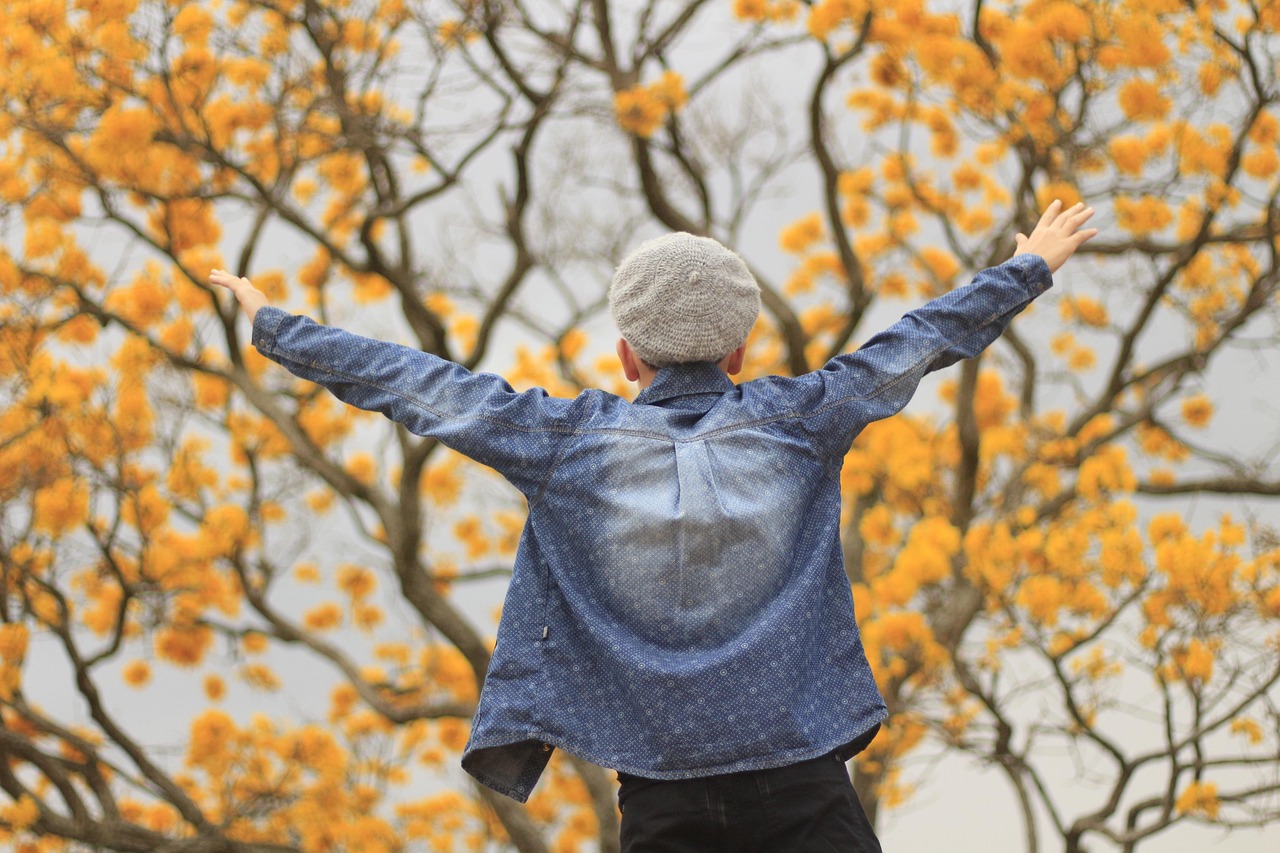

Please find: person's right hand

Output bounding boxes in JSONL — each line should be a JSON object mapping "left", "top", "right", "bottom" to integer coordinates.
{"left": 1014, "top": 200, "right": 1098, "bottom": 274}
{"left": 210, "top": 269, "right": 269, "bottom": 323}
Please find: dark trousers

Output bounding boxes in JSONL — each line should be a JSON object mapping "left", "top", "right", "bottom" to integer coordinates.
{"left": 617, "top": 751, "right": 883, "bottom": 852}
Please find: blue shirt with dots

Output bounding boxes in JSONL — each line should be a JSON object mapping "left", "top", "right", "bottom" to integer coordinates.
{"left": 251, "top": 253, "right": 1052, "bottom": 802}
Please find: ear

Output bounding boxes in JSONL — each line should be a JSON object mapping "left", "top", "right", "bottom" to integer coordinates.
{"left": 722, "top": 343, "right": 747, "bottom": 376}
{"left": 617, "top": 338, "right": 642, "bottom": 382}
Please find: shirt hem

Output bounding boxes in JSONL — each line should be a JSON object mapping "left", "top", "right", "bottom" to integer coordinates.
{"left": 464, "top": 712, "right": 887, "bottom": 800}
{"left": 594, "top": 716, "right": 887, "bottom": 781}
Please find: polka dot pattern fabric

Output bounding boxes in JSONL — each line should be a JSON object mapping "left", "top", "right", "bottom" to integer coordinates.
{"left": 252, "top": 253, "right": 1053, "bottom": 803}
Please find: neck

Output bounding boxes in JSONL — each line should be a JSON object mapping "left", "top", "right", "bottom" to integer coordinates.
{"left": 618, "top": 338, "right": 747, "bottom": 390}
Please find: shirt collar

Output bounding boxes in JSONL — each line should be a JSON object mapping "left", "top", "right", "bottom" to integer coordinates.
{"left": 633, "top": 361, "right": 735, "bottom": 406}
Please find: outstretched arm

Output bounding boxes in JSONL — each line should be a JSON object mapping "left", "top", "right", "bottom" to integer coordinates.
{"left": 207, "top": 269, "right": 577, "bottom": 497}
{"left": 778, "top": 200, "right": 1098, "bottom": 457}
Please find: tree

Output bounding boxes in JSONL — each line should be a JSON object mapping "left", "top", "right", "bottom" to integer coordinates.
{"left": 0, "top": 0, "right": 1278, "bottom": 851}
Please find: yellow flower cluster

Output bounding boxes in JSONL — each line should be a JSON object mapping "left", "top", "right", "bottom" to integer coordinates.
{"left": 807, "top": 0, "right": 872, "bottom": 41}
{"left": 1115, "top": 195, "right": 1173, "bottom": 235}
{"left": 155, "top": 624, "right": 214, "bottom": 668}
{"left": 785, "top": 252, "right": 845, "bottom": 300}
{"left": 732, "top": 0, "right": 801, "bottom": 22}
{"left": 0, "top": 796, "right": 39, "bottom": 834}
{"left": 872, "top": 517, "right": 960, "bottom": 607}
{"left": 779, "top": 213, "right": 825, "bottom": 254}
{"left": 437, "top": 19, "right": 480, "bottom": 48}
{"left": 614, "top": 71, "right": 689, "bottom": 138}
{"left": 1175, "top": 780, "right": 1220, "bottom": 818}
{"left": 1163, "top": 638, "right": 1216, "bottom": 684}
{"left": 1180, "top": 394, "right": 1213, "bottom": 428}
{"left": 123, "top": 659, "right": 152, "bottom": 688}
{"left": 1060, "top": 295, "right": 1109, "bottom": 328}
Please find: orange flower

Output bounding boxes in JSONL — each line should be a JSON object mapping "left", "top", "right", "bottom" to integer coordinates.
{"left": 1115, "top": 195, "right": 1173, "bottom": 235}
{"left": 203, "top": 674, "right": 226, "bottom": 702}
{"left": 293, "top": 562, "right": 322, "bottom": 584}
{"left": 337, "top": 565, "right": 376, "bottom": 600}
{"left": 437, "top": 20, "right": 479, "bottom": 48}
{"left": 33, "top": 479, "right": 89, "bottom": 537}
{"left": 154, "top": 625, "right": 213, "bottom": 667}
{"left": 1108, "top": 136, "right": 1147, "bottom": 175}
{"left": 1175, "top": 781, "right": 1219, "bottom": 818}
{"left": 423, "top": 458, "right": 463, "bottom": 506}
{"left": 0, "top": 624, "right": 30, "bottom": 665}
{"left": 614, "top": 88, "right": 667, "bottom": 138}
{"left": 122, "top": 660, "right": 151, "bottom": 688}
{"left": 650, "top": 71, "right": 689, "bottom": 111}
{"left": 303, "top": 603, "right": 343, "bottom": 632}
{"left": 241, "top": 662, "right": 282, "bottom": 691}
{"left": 1181, "top": 394, "right": 1213, "bottom": 428}
{"left": 779, "top": 213, "right": 825, "bottom": 254}
{"left": 1118, "top": 79, "right": 1170, "bottom": 121}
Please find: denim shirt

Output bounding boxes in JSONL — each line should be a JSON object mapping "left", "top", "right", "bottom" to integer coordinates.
{"left": 250, "top": 253, "right": 1052, "bottom": 802}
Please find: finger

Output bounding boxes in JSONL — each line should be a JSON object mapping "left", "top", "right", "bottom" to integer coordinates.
{"left": 1066, "top": 206, "right": 1095, "bottom": 230}
{"left": 1068, "top": 228, "right": 1098, "bottom": 250}
{"left": 1036, "top": 199, "right": 1063, "bottom": 230}
{"left": 1053, "top": 202, "right": 1086, "bottom": 228}
{"left": 1015, "top": 233, "right": 1027, "bottom": 245}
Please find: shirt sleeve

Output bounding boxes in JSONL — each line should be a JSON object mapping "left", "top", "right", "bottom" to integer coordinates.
{"left": 787, "top": 253, "right": 1053, "bottom": 458}
{"left": 250, "top": 308, "right": 578, "bottom": 497}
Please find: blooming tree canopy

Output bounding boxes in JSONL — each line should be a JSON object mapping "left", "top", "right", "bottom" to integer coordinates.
{"left": 1, "top": 1, "right": 1279, "bottom": 851}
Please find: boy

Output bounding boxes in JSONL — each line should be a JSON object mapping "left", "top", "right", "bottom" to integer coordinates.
{"left": 212, "top": 201, "right": 1096, "bottom": 851}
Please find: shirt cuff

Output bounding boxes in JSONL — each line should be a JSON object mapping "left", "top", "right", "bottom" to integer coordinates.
{"left": 251, "top": 305, "right": 288, "bottom": 353}
{"left": 1005, "top": 252, "right": 1053, "bottom": 295}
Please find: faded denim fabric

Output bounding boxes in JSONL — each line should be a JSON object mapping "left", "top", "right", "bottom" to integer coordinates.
{"left": 251, "top": 253, "right": 1053, "bottom": 803}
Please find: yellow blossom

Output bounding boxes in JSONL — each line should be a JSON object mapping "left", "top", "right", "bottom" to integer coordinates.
{"left": 779, "top": 213, "right": 825, "bottom": 254}
{"left": 33, "top": 479, "right": 90, "bottom": 537}
{"left": 337, "top": 565, "right": 376, "bottom": 600}
{"left": 204, "top": 674, "right": 226, "bottom": 702}
{"left": 1118, "top": 79, "right": 1170, "bottom": 121}
{"left": 0, "top": 795, "right": 39, "bottom": 832}
{"left": 437, "top": 20, "right": 479, "bottom": 48}
{"left": 650, "top": 71, "right": 689, "bottom": 111}
{"left": 1108, "top": 136, "right": 1148, "bottom": 175}
{"left": 346, "top": 452, "right": 377, "bottom": 485}
{"left": 1229, "top": 718, "right": 1263, "bottom": 744}
{"left": 294, "top": 562, "right": 322, "bottom": 584}
{"left": 241, "top": 662, "right": 282, "bottom": 691}
{"left": 242, "top": 632, "right": 269, "bottom": 655}
{"left": 0, "top": 624, "right": 30, "bottom": 665}
{"left": 122, "top": 659, "right": 151, "bottom": 688}
{"left": 1115, "top": 195, "right": 1173, "bottom": 235}
{"left": 303, "top": 603, "right": 343, "bottom": 632}
{"left": 1180, "top": 394, "right": 1213, "bottom": 428}
{"left": 155, "top": 625, "right": 213, "bottom": 667}
{"left": 1175, "top": 781, "right": 1219, "bottom": 818}
{"left": 614, "top": 87, "right": 667, "bottom": 138}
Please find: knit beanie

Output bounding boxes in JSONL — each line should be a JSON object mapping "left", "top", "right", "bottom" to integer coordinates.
{"left": 609, "top": 232, "right": 761, "bottom": 367}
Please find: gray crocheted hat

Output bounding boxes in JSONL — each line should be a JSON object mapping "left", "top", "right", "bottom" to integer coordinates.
{"left": 609, "top": 232, "right": 761, "bottom": 367}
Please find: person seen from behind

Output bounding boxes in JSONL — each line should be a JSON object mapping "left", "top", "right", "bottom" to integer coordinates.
{"left": 212, "top": 200, "right": 1097, "bottom": 852}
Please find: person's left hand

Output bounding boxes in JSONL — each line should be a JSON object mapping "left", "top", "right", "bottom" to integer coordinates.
{"left": 1013, "top": 200, "right": 1097, "bottom": 274}
{"left": 210, "top": 269, "right": 269, "bottom": 323}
